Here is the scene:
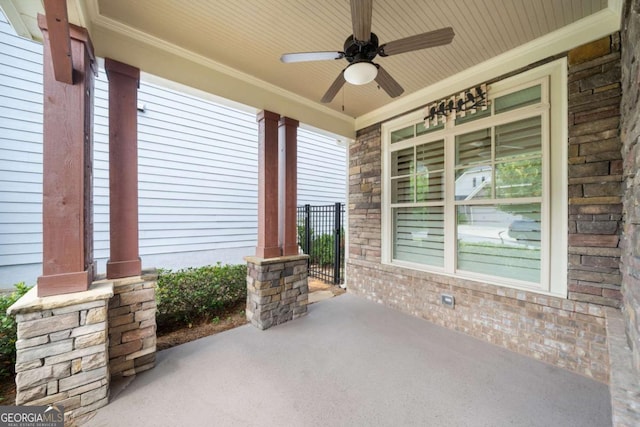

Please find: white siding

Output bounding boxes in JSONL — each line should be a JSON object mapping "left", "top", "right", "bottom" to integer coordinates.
{"left": 298, "top": 128, "right": 346, "bottom": 206}
{"left": 0, "top": 12, "right": 43, "bottom": 284}
{"left": 0, "top": 13, "right": 346, "bottom": 286}
{"left": 93, "top": 74, "right": 261, "bottom": 273}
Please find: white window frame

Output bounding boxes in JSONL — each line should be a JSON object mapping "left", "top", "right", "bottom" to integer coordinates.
{"left": 381, "top": 59, "right": 568, "bottom": 297}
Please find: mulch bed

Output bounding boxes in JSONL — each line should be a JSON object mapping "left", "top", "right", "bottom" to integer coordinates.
{"left": 156, "top": 302, "right": 248, "bottom": 351}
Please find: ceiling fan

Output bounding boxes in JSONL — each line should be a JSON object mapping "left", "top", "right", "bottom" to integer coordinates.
{"left": 280, "top": 0, "right": 455, "bottom": 103}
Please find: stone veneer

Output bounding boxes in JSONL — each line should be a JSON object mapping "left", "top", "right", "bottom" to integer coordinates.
{"left": 245, "top": 255, "right": 309, "bottom": 330}
{"left": 347, "top": 36, "right": 626, "bottom": 383}
{"left": 8, "top": 282, "right": 113, "bottom": 423}
{"left": 567, "top": 33, "right": 624, "bottom": 307}
{"left": 106, "top": 270, "right": 157, "bottom": 377}
{"left": 7, "top": 272, "right": 158, "bottom": 423}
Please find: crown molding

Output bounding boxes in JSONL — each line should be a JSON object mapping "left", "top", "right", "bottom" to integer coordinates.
{"left": 83, "top": 0, "right": 353, "bottom": 132}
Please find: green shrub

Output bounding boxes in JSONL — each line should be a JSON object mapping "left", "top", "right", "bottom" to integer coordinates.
{"left": 311, "top": 233, "right": 335, "bottom": 266}
{"left": 156, "top": 263, "right": 247, "bottom": 329}
{"left": 310, "top": 230, "right": 345, "bottom": 267}
{"left": 0, "top": 283, "right": 32, "bottom": 378}
{"left": 297, "top": 222, "right": 313, "bottom": 254}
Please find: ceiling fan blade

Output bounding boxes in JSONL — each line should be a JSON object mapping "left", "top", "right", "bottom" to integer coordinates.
{"left": 375, "top": 65, "right": 404, "bottom": 98}
{"left": 350, "top": 0, "right": 373, "bottom": 42}
{"left": 321, "top": 72, "right": 346, "bottom": 103}
{"left": 280, "top": 51, "right": 344, "bottom": 63}
{"left": 379, "top": 27, "right": 455, "bottom": 56}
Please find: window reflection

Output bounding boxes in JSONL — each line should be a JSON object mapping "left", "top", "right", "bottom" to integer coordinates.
{"left": 456, "top": 204, "right": 541, "bottom": 282}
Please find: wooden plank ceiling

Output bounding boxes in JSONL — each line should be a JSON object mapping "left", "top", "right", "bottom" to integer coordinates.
{"left": 95, "top": 0, "right": 607, "bottom": 118}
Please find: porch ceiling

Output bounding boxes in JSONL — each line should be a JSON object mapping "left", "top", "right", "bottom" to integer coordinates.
{"left": 0, "top": 0, "right": 622, "bottom": 138}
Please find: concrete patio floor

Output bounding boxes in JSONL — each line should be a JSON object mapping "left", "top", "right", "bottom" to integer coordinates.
{"left": 86, "top": 293, "right": 611, "bottom": 427}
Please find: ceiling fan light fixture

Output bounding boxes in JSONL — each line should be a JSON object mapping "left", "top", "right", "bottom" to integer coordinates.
{"left": 344, "top": 62, "right": 378, "bottom": 85}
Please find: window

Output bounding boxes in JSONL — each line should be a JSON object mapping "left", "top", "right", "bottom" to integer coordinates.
{"left": 391, "top": 139, "right": 445, "bottom": 267}
{"left": 382, "top": 60, "right": 568, "bottom": 296}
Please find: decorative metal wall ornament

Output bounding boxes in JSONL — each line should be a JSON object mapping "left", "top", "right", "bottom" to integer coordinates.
{"left": 423, "top": 84, "right": 489, "bottom": 127}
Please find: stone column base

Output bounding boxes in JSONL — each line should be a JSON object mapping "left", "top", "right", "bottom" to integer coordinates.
{"left": 8, "top": 270, "right": 158, "bottom": 423}
{"left": 105, "top": 270, "right": 157, "bottom": 377}
{"left": 8, "top": 281, "right": 114, "bottom": 423}
{"left": 245, "top": 255, "right": 309, "bottom": 330}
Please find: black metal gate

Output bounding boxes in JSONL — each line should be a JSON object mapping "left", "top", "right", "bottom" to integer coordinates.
{"left": 297, "top": 203, "right": 345, "bottom": 284}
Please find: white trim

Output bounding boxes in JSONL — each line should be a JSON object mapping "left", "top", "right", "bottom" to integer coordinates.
{"left": 608, "top": 0, "right": 624, "bottom": 16}
{"left": 443, "top": 127, "right": 456, "bottom": 272}
{"left": 389, "top": 260, "right": 564, "bottom": 298}
{"left": 95, "top": 56, "right": 253, "bottom": 115}
{"left": 70, "top": 0, "right": 92, "bottom": 34}
{"left": 540, "top": 76, "right": 552, "bottom": 293}
{"left": 381, "top": 124, "right": 391, "bottom": 264}
{"left": 356, "top": 6, "right": 621, "bottom": 130}
{"left": 343, "top": 137, "right": 351, "bottom": 290}
{"left": 138, "top": 68, "right": 258, "bottom": 116}
{"left": 126, "top": 60, "right": 354, "bottom": 146}
{"left": 0, "top": 0, "right": 31, "bottom": 39}
{"left": 82, "top": 0, "right": 354, "bottom": 134}
{"left": 298, "top": 123, "right": 353, "bottom": 148}
{"left": 381, "top": 60, "right": 568, "bottom": 297}
{"left": 93, "top": 16, "right": 345, "bottom": 120}
{"left": 549, "top": 57, "right": 569, "bottom": 298}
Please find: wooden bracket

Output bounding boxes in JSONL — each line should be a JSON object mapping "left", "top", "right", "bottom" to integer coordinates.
{"left": 42, "top": 0, "right": 74, "bottom": 84}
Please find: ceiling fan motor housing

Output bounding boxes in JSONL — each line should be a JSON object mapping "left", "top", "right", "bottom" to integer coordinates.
{"left": 344, "top": 33, "right": 380, "bottom": 64}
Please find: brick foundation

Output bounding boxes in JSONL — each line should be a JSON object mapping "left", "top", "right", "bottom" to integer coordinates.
{"left": 107, "top": 270, "right": 157, "bottom": 377}
{"left": 349, "top": 260, "right": 609, "bottom": 382}
{"left": 245, "top": 255, "right": 309, "bottom": 330}
{"left": 8, "top": 282, "right": 114, "bottom": 423}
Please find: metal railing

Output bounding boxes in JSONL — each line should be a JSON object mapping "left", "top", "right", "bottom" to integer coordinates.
{"left": 297, "top": 203, "right": 345, "bottom": 284}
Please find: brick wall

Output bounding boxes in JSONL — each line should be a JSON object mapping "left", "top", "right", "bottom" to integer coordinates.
{"left": 620, "top": 0, "right": 640, "bottom": 374}
{"left": 348, "top": 260, "right": 609, "bottom": 381}
{"left": 567, "top": 34, "right": 624, "bottom": 307}
{"left": 346, "top": 36, "right": 623, "bottom": 382}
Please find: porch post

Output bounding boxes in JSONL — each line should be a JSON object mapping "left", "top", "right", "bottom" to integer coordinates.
{"left": 246, "top": 114, "right": 308, "bottom": 330}
{"left": 36, "top": 14, "right": 96, "bottom": 297}
{"left": 279, "top": 117, "right": 299, "bottom": 256}
{"left": 256, "top": 110, "right": 281, "bottom": 258}
{"left": 105, "top": 58, "right": 142, "bottom": 279}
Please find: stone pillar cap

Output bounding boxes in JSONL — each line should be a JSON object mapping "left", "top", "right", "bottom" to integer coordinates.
{"left": 8, "top": 281, "right": 114, "bottom": 315}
